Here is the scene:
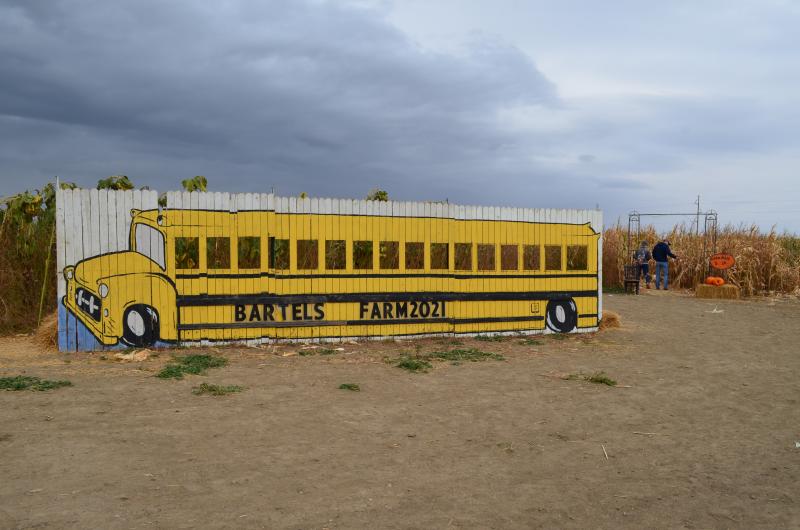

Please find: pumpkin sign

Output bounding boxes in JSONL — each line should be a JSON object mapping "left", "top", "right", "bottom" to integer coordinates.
{"left": 710, "top": 253, "right": 735, "bottom": 270}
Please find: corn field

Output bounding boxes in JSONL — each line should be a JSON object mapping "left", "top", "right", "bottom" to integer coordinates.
{"left": 0, "top": 184, "right": 60, "bottom": 334}
{"left": 603, "top": 224, "right": 800, "bottom": 296}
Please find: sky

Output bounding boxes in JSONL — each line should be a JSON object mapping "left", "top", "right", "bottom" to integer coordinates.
{"left": 1, "top": 0, "right": 798, "bottom": 231}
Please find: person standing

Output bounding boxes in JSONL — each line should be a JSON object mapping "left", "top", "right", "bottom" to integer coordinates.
{"left": 651, "top": 239, "right": 678, "bottom": 290}
{"left": 633, "top": 241, "right": 652, "bottom": 289}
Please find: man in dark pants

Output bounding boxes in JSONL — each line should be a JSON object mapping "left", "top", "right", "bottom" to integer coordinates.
{"left": 652, "top": 239, "right": 678, "bottom": 290}
{"left": 633, "top": 241, "right": 652, "bottom": 288}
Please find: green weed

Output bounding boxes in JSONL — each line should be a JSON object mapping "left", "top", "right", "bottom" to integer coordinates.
{"left": 157, "top": 354, "right": 228, "bottom": 379}
{"left": 338, "top": 383, "right": 361, "bottom": 391}
{"left": 396, "top": 357, "right": 433, "bottom": 373}
{"left": 394, "top": 347, "right": 503, "bottom": 373}
{"left": 0, "top": 376, "right": 72, "bottom": 391}
{"left": 426, "top": 348, "right": 504, "bottom": 362}
{"left": 474, "top": 334, "right": 507, "bottom": 342}
{"left": 519, "top": 338, "right": 543, "bottom": 346}
{"left": 586, "top": 372, "right": 617, "bottom": 386}
{"left": 319, "top": 348, "right": 338, "bottom": 355}
{"left": 566, "top": 371, "right": 617, "bottom": 386}
{"left": 299, "top": 350, "right": 315, "bottom": 356}
{"left": 191, "top": 383, "right": 244, "bottom": 396}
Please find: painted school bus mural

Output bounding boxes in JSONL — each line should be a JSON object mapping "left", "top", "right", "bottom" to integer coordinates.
{"left": 57, "top": 189, "right": 602, "bottom": 351}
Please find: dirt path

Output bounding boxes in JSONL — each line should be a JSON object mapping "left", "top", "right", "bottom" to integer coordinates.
{"left": 1, "top": 290, "right": 799, "bottom": 529}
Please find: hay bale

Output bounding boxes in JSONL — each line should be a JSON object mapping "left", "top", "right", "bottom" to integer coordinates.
{"left": 33, "top": 312, "right": 58, "bottom": 350}
{"left": 695, "top": 284, "right": 740, "bottom": 300}
{"left": 599, "top": 310, "right": 621, "bottom": 330}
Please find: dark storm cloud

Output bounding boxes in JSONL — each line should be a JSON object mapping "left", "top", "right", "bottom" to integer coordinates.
{"left": 0, "top": 0, "right": 559, "bottom": 202}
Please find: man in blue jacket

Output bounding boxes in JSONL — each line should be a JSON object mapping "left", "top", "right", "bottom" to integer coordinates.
{"left": 652, "top": 239, "right": 678, "bottom": 290}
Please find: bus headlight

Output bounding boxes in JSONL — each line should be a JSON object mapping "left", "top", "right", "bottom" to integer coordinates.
{"left": 98, "top": 283, "right": 109, "bottom": 298}
{"left": 65, "top": 267, "right": 74, "bottom": 280}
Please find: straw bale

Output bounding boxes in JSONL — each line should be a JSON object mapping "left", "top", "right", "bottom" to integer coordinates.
{"left": 695, "top": 284, "right": 740, "bottom": 300}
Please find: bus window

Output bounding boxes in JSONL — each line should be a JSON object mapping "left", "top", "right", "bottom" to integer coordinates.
{"left": 238, "top": 237, "right": 260, "bottom": 269}
{"left": 325, "top": 240, "right": 346, "bottom": 270}
{"left": 353, "top": 241, "right": 373, "bottom": 269}
{"left": 207, "top": 237, "right": 230, "bottom": 269}
{"left": 380, "top": 241, "right": 399, "bottom": 269}
{"left": 477, "top": 244, "right": 495, "bottom": 271}
{"left": 545, "top": 245, "right": 562, "bottom": 271}
{"left": 501, "top": 245, "right": 518, "bottom": 271}
{"left": 455, "top": 243, "right": 472, "bottom": 271}
{"left": 430, "top": 243, "right": 449, "bottom": 270}
{"left": 523, "top": 245, "right": 540, "bottom": 270}
{"left": 175, "top": 237, "right": 199, "bottom": 270}
{"left": 567, "top": 245, "right": 588, "bottom": 270}
{"left": 269, "top": 238, "right": 290, "bottom": 270}
{"left": 405, "top": 242, "right": 424, "bottom": 269}
{"left": 134, "top": 223, "right": 165, "bottom": 270}
{"left": 297, "top": 240, "right": 318, "bottom": 270}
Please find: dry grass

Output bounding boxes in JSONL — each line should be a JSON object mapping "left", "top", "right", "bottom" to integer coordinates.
{"left": 599, "top": 310, "right": 621, "bottom": 330}
{"left": 33, "top": 312, "right": 58, "bottom": 350}
{"left": 604, "top": 224, "right": 800, "bottom": 296}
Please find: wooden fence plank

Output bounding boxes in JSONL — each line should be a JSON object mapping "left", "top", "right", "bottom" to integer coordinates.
{"left": 55, "top": 187, "right": 68, "bottom": 350}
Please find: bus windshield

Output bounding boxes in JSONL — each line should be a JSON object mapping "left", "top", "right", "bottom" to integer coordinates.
{"left": 133, "top": 223, "right": 166, "bottom": 270}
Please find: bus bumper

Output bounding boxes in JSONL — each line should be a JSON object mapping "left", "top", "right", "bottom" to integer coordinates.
{"left": 62, "top": 293, "right": 120, "bottom": 346}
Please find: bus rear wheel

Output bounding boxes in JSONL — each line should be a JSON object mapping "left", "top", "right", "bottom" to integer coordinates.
{"left": 546, "top": 299, "right": 577, "bottom": 333}
{"left": 122, "top": 305, "right": 159, "bottom": 347}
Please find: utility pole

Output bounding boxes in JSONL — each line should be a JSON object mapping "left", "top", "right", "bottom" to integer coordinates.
{"left": 694, "top": 195, "right": 701, "bottom": 235}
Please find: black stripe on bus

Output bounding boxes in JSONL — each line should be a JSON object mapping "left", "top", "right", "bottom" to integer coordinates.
{"left": 176, "top": 290, "right": 598, "bottom": 307}
{"left": 578, "top": 313, "right": 598, "bottom": 319}
{"left": 175, "top": 272, "right": 598, "bottom": 280}
{"left": 177, "top": 315, "right": 545, "bottom": 331}
{"left": 453, "top": 316, "right": 545, "bottom": 325}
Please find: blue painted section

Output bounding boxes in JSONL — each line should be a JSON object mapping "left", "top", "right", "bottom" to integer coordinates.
{"left": 59, "top": 302, "right": 173, "bottom": 352}
{"left": 76, "top": 317, "right": 102, "bottom": 351}
{"left": 57, "top": 305, "right": 69, "bottom": 351}
{"left": 59, "top": 302, "right": 102, "bottom": 351}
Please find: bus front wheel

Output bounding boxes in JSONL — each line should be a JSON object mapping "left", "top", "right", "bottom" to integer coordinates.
{"left": 546, "top": 299, "right": 577, "bottom": 333}
{"left": 122, "top": 305, "right": 159, "bottom": 347}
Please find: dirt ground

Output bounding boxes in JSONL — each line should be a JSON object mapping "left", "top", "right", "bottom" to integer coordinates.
{"left": 1, "top": 290, "right": 799, "bottom": 529}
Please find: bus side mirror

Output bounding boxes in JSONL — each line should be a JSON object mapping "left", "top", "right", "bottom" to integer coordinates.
{"left": 130, "top": 208, "right": 141, "bottom": 218}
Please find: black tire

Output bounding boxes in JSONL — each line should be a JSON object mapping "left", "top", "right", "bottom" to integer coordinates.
{"left": 546, "top": 299, "right": 577, "bottom": 333}
{"left": 122, "top": 304, "right": 159, "bottom": 347}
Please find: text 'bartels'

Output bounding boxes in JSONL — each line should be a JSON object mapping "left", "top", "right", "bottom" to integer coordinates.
{"left": 235, "top": 303, "right": 324, "bottom": 323}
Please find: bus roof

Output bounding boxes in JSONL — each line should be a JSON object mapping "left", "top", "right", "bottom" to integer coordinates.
{"left": 132, "top": 193, "right": 602, "bottom": 234}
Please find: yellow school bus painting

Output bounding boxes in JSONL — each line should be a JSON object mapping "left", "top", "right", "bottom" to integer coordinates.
{"left": 57, "top": 189, "right": 602, "bottom": 351}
